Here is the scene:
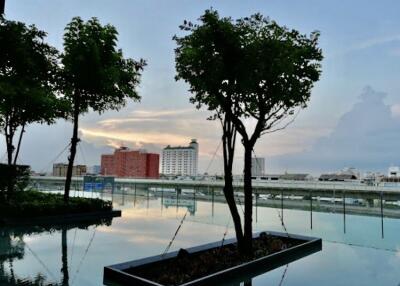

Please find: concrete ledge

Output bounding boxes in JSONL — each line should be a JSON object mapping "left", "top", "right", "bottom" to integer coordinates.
{"left": 0, "top": 210, "right": 121, "bottom": 226}
{"left": 104, "top": 231, "right": 322, "bottom": 286}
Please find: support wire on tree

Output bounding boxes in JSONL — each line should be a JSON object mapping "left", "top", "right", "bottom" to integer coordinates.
{"left": 162, "top": 210, "right": 189, "bottom": 257}
{"left": 252, "top": 149, "right": 290, "bottom": 238}
{"left": 39, "top": 142, "right": 71, "bottom": 174}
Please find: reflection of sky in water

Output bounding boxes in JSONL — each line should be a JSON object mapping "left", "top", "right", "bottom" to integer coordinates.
{"left": 1, "top": 192, "right": 400, "bottom": 286}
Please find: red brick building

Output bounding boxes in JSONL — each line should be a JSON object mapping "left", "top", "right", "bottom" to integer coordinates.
{"left": 100, "top": 147, "right": 159, "bottom": 178}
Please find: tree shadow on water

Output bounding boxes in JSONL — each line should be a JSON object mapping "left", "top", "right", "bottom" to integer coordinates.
{"left": 0, "top": 218, "right": 114, "bottom": 286}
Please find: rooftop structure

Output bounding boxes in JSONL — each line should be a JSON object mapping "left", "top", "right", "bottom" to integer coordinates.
{"left": 319, "top": 173, "right": 357, "bottom": 181}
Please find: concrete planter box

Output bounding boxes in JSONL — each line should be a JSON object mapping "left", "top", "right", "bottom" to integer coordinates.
{"left": 104, "top": 231, "right": 322, "bottom": 286}
{"left": 0, "top": 210, "right": 121, "bottom": 226}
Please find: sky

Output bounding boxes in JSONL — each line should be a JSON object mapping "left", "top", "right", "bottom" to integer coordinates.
{"left": 1, "top": 0, "right": 400, "bottom": 175}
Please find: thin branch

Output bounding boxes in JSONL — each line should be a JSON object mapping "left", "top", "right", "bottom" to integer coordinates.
{"left": 261, "top": 108, "right": 301, "bottom": 135}
{"left": 264, "top": 106, "right": 291, "bottom": 130}
{"left": 263, "top": 103, "right": 287, "bottom": 125}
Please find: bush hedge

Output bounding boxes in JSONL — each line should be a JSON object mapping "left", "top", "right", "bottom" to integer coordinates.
{"left": 0, "top": 190, "right": 112, "bottom": 218}
{"left": 0, "top": 163, "right": 30, "bottom": 193}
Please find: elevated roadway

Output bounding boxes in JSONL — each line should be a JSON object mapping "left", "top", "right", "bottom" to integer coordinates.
{"left": 30, "top": 176, "right": 400, "bottom": 200}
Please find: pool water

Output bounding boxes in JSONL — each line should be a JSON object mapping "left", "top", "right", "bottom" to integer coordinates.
{"left": 1, "top": 191, "right": 399, "bottom": 286}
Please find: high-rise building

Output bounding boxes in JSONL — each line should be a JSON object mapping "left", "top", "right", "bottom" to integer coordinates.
{"left": 100, "top": 147, "right": 159, "bottom": 178}
{"left": 52, "top": 163, "right": 87, "bottom": 177}
{"left": 251, "top": 157, "right": 265, "bottom": 176}
{"left": 162, "top": 139, "right": 199, "bottom": 176}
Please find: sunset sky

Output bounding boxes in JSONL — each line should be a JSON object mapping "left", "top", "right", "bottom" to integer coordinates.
{"left": 2, "top": 0, "right": 400, "bottom": 175}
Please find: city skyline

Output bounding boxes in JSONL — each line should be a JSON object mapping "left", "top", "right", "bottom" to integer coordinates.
{"left": 1, "top": 0, "right": 400, "bottom": 175}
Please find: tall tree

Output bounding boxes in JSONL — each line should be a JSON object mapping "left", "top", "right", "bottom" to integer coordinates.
{"left": 0, "top": 18, "right": 62, "bottom": 167}
{"left": 175, "top": 10, "right": 323, "bottom": 256}
{"left": 60, "top": 17, "right": 146, "bottom": 202}
{"left": 174, "top": 10, "right": 246, "bottom": 252}
{"left": 231, "top": 14, "right": 322, "bottom": 254}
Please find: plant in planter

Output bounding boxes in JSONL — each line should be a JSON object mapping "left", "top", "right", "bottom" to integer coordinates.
{"left": 104, "top": 10, "right": 323, "bottom": 286}
{"left": 104, "top": 231, "right": 322, "bottom": 286}
{"left": 59, "top": 17, "right": 146, "bottom": 203}
{"left": 174, "top": 9, "right": 323, "bottom": 256}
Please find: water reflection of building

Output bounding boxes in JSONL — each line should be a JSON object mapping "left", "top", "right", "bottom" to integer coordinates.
{"left": 163, "top": 198, "right": 197, "bottom": 215}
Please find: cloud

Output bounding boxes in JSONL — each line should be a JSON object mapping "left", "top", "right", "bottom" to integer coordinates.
{"left": 81, "top": 108, "right": 221, "bottom": 155}
{"left": 6, "top": 88, "right": 400, "bottom": 176}
{"left": 268, "top": 86, "right": 400, "bottom": 174}
{"left": 0, "top": 120, "right": 115, "bottom": 172}
{"left": 80, "top": 127, "right": 188, "bottom": 148}
{"left": 391, "top": 104, "right": 400, "bottom": 118}
{"left": 334, "top": 34, "right": 400, "bottom": 58}
{"left": 389, "top": 48, "right": 400, "bottom": 57}
{"left": 98, "top": 109, "right": 196, "bottom": 128}
{"left": 351, "top": 34, "right": 400, "bottom": 51}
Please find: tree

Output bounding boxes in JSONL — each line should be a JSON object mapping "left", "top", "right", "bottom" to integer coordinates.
{"left": 174, "top": 11, "right": 246, "bottom": 252}
{"left": 175, "top": 10, "right": 323, "bottom": 256}
{"left": 60, "top": 17, "right": 146, "bottom": 202}
{"left": 0, "top": 17, "right": 62, "bottom": 168}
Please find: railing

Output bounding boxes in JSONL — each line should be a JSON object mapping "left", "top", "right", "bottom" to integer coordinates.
{"left": 30, "top": 176, "right": 400, "bottom": 194}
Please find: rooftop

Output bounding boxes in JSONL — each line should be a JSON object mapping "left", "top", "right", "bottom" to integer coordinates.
{"left": 164, "top": 145, "right": 194, "bottom": 150}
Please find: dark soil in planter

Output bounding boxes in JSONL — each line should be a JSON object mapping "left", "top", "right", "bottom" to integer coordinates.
{"left": 127, "top": 232, "right": 303, "bottom": 286}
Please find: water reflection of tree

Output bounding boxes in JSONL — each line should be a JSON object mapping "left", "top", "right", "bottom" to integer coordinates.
{"left": 222, "top": 262, "right": 290, "bottom": 286}
{"left": 0, "top": 218, "right": 113, "bottom": 286}
{"left": 61, "top": 229, "right": 69, "bottom": 286}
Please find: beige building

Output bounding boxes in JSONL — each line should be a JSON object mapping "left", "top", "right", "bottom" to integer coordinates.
{"left": 53, "top": 163, "right": 87, "bottom": 177}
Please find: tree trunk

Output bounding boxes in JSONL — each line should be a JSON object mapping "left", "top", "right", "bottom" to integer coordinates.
{"left": 221, "top": 118, "right": 245, "bottom": 254}
{"left": 244, "top": 280, "right": 252, "bottom": 286}
{"left": 5, "top": 132, "right": 13, "bottom": 166}
{"left": 223, "top": 163, "right": 244, "bottom": 252}
{"left": 5, "top": 124, "right": 15, "bottom": 195}
{"left": 64, "top": 103, "right": 80, "bottom": 203}
{"left": 13, "top": 124, "right": 25, "bottom": 165}
{"left": 0, "top": 0, "right": 5, "bottom": 15}
{"left": 61, "top": 228, "right": 69, "bottom": 286}
{"left": 243, "top": 144, "right": 254, "bottom": 256}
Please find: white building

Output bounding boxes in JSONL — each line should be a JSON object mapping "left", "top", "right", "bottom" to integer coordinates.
{"left": 388, "top": 166, "right": 400, "bottom": 177}
{"left": 162, "top": 139, "right": 199, "bottom": 176}
{"left": 251, "top": 157, "right": 265, "bottom": 176}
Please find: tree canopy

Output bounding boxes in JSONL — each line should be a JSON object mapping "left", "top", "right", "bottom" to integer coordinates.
{"left": 175, "top": 10, "right": 323, "bottom": 139}
{"left": 60, "top": 17, "right": 146, "bottom": 115}
{"left": 0, "top": 17, "right": 63, "bottom": 166}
